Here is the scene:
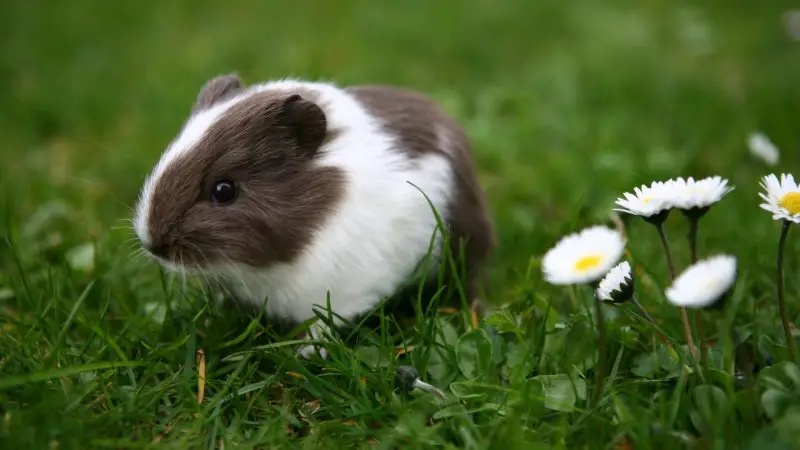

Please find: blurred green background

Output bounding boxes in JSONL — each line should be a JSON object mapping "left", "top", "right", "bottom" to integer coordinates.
{"left": 2, "top": 0, "right": 799, "bottom": 295}
{"left": 1, "top": 0, "right": 800, "bottom": 445}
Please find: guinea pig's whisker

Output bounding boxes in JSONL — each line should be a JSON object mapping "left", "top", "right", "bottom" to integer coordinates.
{"left": 185, "top": 241, "right": 210, "bottom": 269}
{"left": 130, "top": 253, "right": 145, "bottom": 268}
{"left": 220, "top": 254, "right": 253, "bottom": 302}
{"left": 128, "top": 246, "right": 143, "bottom": 259}
{"left": 129, "top": 244, "right": 147, "bottom": 259}
{"left": 178, "top": 250, "right": 198, "bottom": 300}
{"left": 133, "top": 248, "right": 150, "bottom": 266}
{"left": 178, "top": 252, "right": 187, "bottom": 294}
{"left": 197, "top": 266, "right": 215, "bottom": 303}
{"left": 125, "top": 252, "right": 148, "bottom": 273}
{"left": 113, "top": 217, "right": 135, "bottom": 226}
{"left": 185, "top": 241, "right": 216, "bottom": 302}
{"left": 66, "top": 175, "right": 133, "bottom": 213}
{"left": 122, "top": 238, "right": 140, "bottom": 251}
{"left": 195, "top": 277, "right": 210, "bottom": 303}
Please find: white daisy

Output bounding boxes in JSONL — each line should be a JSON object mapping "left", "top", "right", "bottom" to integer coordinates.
{"left": 665, "top": 254, "right": 737, "bottom": 309}
{"left": 759, "top": 173, "right": 800, "bottom": 224}
{"left": 542, "top": 225, "right": 626, "bottom": 285}
{"left": 614, "top": 181, "right": 675, "bottom": 218}
{"left": 783, "top": 10, "right": 800, "bottom": 41}
{"left": 669, "top": 176, "right": 734, "bottom": 211}
{"left": 747, "top": 132, "right": 779, "bottom": 166}
{"left": 596, "top": 261, "right": 633, "bottom": 303}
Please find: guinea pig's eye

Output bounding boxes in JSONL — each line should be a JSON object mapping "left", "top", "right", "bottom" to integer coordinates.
{"left": 211, "top": 180, "right": 237, "bottom": 204}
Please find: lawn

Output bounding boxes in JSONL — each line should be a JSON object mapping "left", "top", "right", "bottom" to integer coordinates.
{"left": 2, "top": 0, "right": 800, "bottom": 448}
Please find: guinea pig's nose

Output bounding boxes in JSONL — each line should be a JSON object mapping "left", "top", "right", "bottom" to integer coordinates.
{"left": 146, "top": 243, "right": 170, "bottom": 258}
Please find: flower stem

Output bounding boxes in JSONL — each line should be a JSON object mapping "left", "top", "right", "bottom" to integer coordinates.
{"left": 630, "top": 295, "right": 657, "bottom": 324}
{"left": 688, "top": 217, "right": 708, "bottom": 371}
{"left": 592, "top": 293, "right": 607, "bottom": 408}
{"left": 695, "top": 311, "right": 709, "bottom": 372}
{"left": 656, "top": 223, "right": 677, "bottom": 280}
{"left": 656, "top": 222, "right": 697, "bottom": 359}
{"left": 630, "top": 295, "right": 673, "bottom": 349}
{"left": 777, "top": 220, "right": 796, "bottom": 362}
{"left": 679, "top": 309, "right": 697, "bottom": 359}
{"left": 688, "top": 218, "right": 699, "bottom": 264}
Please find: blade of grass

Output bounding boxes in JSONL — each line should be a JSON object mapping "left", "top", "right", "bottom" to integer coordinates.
{"left": 0, "top": 361, "right": 147, "bottom": 389}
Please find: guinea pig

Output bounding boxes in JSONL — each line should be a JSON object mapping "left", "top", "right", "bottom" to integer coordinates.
{"left": 133, "top": 74, "right": 495, "bottom": 358}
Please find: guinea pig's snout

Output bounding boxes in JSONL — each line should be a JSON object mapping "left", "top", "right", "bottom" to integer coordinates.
{"left": 144, "top": 242, "right": 171, "bottom": 259}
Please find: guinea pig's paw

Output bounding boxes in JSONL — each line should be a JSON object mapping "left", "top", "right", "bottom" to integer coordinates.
{"left": 297, "top": 343, "right": 329, "bottom": 360}
{"left": 297, "top": 322, "right": 331, "bottom": 360}
{"left": 212, "top": 291, "right": 227, "bottom": 308}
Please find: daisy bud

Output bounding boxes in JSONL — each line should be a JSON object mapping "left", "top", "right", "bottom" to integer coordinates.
{"left": 595, "top": 261, "right": 634, "bottom": 303}
{"left": 394, "top": 365, "right": 445, "bottom": 399}
{"left": 394, "top": 365, "right": 419, "bottom": 393}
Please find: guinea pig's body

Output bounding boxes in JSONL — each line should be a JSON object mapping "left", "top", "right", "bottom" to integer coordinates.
{"left": 134, "top": 75, "right": 494, "bottom": 357}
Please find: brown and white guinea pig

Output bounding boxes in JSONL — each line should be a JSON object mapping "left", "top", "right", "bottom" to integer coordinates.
{"left": 133, "top": 74, "right": 495, "bottom": 358}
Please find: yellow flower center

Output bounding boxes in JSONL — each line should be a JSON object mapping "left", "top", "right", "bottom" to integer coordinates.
{"left": 643, "top": 197, "right": 652, "bottom": 204}
{"left": 779, "top": 192, "right": 800, "bottom": 215}
{"left": 575, "top": 255, "right": 602, "bottom": 272}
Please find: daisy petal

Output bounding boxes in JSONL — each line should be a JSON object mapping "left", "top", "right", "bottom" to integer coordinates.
{"left": 665, "top": 255, "right": 737, "bottom": 309}
{"left": 668, "top": 175, "right": 734, "bottom": 210}
{"left": 614, "top": 181, "right": 674, "bottom": 217}
{"left": 542, "top": 225, "right": 626, "bottom": 285}
{"left": 596, "top": 261, "right": 633, "bottom": 302}
{"left": 759, "top": 173, "right": 800, "bottom": 223}
{"left": 747, "top": 132, "right": 780, "bottom": 166}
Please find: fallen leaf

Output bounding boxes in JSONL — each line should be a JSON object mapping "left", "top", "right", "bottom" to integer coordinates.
{"left": 395, "top": 345, "right": 414, "bottom": 356}
{"left": 196, "top": 349, "right": 206, "bottom": 404}
{"left": 299, "top": 400, "right": 320, "bottom": 418}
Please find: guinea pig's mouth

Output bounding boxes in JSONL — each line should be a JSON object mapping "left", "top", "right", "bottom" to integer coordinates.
{"left": 141, "top": 245, "right": 208, "bottom": 275}
{"left": 147, "top": 255, "right": 209, "bottom": 276}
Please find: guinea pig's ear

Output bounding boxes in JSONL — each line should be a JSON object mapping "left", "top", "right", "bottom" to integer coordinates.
{"left": 279, "top": 94, "right": 327, "bottom": 157}
{"left": 193, "top": 74, "right": 244, "bottom": 112}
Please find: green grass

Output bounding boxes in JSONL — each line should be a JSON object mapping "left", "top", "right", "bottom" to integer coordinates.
{"left": 3, "top": 0, "right": 800, "bottom": 448}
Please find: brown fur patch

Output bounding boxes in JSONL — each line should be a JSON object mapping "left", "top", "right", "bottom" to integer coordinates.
{"left": 146, "top": 88, "right": 345, "bottom": 268}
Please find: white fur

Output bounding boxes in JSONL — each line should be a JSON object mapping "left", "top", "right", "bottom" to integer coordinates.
{"left": 135, "top": 79, "right": 454, "bottom": 356}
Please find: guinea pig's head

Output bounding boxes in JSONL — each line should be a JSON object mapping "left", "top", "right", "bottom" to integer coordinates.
{"left": 133, "top": 74, "right": 345, "bottom": 272}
